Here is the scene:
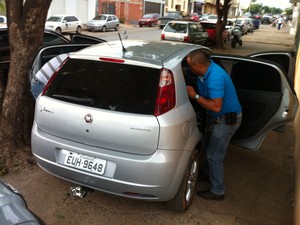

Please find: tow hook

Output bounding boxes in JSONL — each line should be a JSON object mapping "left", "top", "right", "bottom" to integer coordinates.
{"left": 69, "top": 186, "right": 93, "bottom": 199}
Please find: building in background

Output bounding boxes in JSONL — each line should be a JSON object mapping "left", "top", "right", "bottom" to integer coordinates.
{"left": 47, "top": 0, "right": 97, "bottom": 24}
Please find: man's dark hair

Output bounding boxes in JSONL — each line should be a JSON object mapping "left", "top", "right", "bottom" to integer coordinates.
{"left": 188, "top": 49, "right": 210, "bottom": 65}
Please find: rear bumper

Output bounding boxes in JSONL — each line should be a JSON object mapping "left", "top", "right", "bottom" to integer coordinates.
{"left": 31, "top": 122, "right": 195, "bottom": 201}
{"left": 86, "top": 25, "right": 103, "bottom": 31}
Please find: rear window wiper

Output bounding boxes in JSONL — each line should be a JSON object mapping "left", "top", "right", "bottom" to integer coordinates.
{"left": 53, "top": 95, "right": 95, "bottom": 104}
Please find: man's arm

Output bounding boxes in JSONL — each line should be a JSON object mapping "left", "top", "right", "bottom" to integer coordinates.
{"left": 187, "top": 85, "right": 222, "bottom": 113}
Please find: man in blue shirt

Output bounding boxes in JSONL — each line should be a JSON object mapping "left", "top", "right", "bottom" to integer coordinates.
{"left": 186, "top": 49, "right": 242, "bottom": 200}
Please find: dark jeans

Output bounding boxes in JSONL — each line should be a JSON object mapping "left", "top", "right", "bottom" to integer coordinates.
{"left": 202, "top": 113, "right": 242, "bottom": 195}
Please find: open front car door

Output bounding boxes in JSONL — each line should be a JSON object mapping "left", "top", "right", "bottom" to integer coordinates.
{"left": 211, "top": 53, "right": 298, "bottom": 150}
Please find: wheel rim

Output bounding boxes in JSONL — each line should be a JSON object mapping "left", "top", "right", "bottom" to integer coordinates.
{"left": 185, "top": 159, "right": 198, "bottom": 202}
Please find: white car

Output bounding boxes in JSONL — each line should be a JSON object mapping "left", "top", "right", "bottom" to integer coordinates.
{"left": 45, "top": 15, "right": 82, "bottom": 34}
{"left": 161, "top": 20, "right": 208, "bottom": 45}
{"left": 86, "top": 14, "right": 119, "bottom": 32}
{"left": 0, "top": 15, "right": 7, "bottom": 28}
{"left": 236, "top": 17, "right": 254, "bottom": 34}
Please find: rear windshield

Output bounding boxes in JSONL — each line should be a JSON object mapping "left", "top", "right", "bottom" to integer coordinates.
{"left": 165, "top": 23, "right": 187, "bottom": 33}
{"left": 45, "top": 59, "right": 160, "bottom": 115}
{"left": 200, "top": 23, "right": 216, "bottom": 29}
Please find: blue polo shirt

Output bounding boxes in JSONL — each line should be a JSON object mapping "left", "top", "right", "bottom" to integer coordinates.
{"left": 197, "top": 60, "right": 242, "bottom": 118}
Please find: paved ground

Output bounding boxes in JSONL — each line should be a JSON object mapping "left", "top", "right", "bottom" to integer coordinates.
{"left": 2, "top": 24, "right": 297, "bottom": 225}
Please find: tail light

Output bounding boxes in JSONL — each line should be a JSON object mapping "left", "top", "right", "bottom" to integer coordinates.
{"left": 42, "top": 57, "right": 69, "bottom": 96}
{"left": 183, "top": 35, "right": 190, "bottom": 42}
{"left": 154, "top": 68, "right": 175, "bottom": 117}
{"left": 161, "top": 34, "right": 165, "bottom": 40}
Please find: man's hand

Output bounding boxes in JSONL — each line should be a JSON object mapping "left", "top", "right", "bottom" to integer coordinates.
{"left": 187, "top": 85, "right": 222, "bottom": 112}
{"left": 187, "top": 85, "right": 197, "bottom": 98}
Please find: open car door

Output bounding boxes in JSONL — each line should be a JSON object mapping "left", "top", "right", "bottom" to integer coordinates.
{"left": 29, "top": 44, "right": 96, "bottom": 82}
{"left": 63, "top": 32, "right": 107, "bottom": 44}
{"left": 249, "top": 50, "right": 296, "bottom": 88}
{"left": 210, "top": 53, "right": 298, "bottom": 150}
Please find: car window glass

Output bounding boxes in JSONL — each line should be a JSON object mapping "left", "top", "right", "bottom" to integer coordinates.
{"left": 47, "top": 16, "right": 62, "bottom": 22}
{"left": 108, "top": 16, "right": 112, "bottom": 21}
{"left": 71, "top": 35, "right": 104, "bottom": 44}
{"left": 201, "top": 23, "right": 216, "bottom": 29}
{"left": 189, "top": 23, "right": 200, "bottom": 32}
{"left": 45, "top": 59, "right": 160, "bottom": 115}
{"left": 216, "top": 59, "right": 281, "bottom": 92}
{"left": 96, "top": 15, "right": 106, "bottom": 20}
{"left": 42, "top": 33, "right": 68, "bottom": 44}
{"left": 39, "top": 46, "right": 90, "bottom": 68}
{"left": 165, "top": 23, "right": 187, "bottom": 33}
{"left": 0, "top": 30, "right": 9, "bottom": 47}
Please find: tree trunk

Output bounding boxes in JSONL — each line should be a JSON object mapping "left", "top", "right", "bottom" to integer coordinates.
{"left": 215, "top": 0, "right": 231, "bottom": 49}
{"left": 0, "top": 0, "right": 52, "bottom": 171}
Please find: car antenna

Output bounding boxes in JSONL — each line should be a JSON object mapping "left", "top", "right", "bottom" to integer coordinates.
{"left": 118, "top": 32, "right": 127, "bottom": 52}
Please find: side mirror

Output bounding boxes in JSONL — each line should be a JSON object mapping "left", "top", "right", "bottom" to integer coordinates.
{"left": 62, "top": 20, "right": 67, "bottom": 23}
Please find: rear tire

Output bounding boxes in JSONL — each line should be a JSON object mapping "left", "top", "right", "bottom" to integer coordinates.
{"left": 115, "top": 24, "right": 119, "bottom": 31}
{"left": 166, "top": 149, "right": 199, "bottom": 212}
{"left": 55, "top": 27, "right": 62, "bottom": 34}
{"left": 238, "top": 40, "right": 243, "bottom": 46}
{"left": 231, "top": 38, "right": 237, "bottom": 48}
{"left": 76, "top": 26, "right": 82, "bottom": 34}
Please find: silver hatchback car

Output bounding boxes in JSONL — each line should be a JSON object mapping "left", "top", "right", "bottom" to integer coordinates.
{"left": 86, "top": 14, "right": 119, "bottom": 32}
{"left": 31, "top": 40, "right": 298, "bottom": 212}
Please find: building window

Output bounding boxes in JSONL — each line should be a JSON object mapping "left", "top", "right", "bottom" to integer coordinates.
{"left": 101, "top": 3, "right": 115, "bottom": 14}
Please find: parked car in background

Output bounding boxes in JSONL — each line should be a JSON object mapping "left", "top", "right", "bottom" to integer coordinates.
{"left": 45, "top": 15, "right": 82, "bottom": 34}
{"left": 199, "top": 13, "right": 211, "bottom": 21}
{"left": 161, "top": 20, "right": 208, "bottom": 45}
{"left": 235, "top": 17, "right": 252, "bottom": 34}
{"left": 261, "top": 16, "right": 273, "bottom": 24}
{"left": 31, "top": 39, "right": 298, "bottom": 213}
{"left": 226, "top": 18, "right": 235, "bottom": 32}
{"left": 252, "top": 18, "right": 260, "bottom": 29}
{"left": 205, "top": 14, "right": 218, "bottom": 22}
{"left": 157, "top": 11, "right": 183, "bottom": 29}
{"left": 138, "top": 13, "right": 160, "bottom": 27}
{"left": 86, "top": 14, "right": 119, "bottom": 32}
{"left": 188, "top": 13, "right": 200, "bottom": 22}
{"left": 0, "top": 15, "right": 6, "bottom": 23}
{"left": 200, "top": 21, "right": 230, "bottom": 44}
{"left": 0, "top": 179, "right": 45, "bottom": 224}
{"left": 0, "top": 15, "right": 7, "bottom": 28}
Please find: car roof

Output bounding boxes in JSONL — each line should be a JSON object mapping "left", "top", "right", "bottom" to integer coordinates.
{"left": 71, "top": 40, "right": 207, "bottom": 66}
{"left": 200, "top": 21, "right": 217, "bottom": 24}
{"left": 167, "top": 20, "right": 198, "bottom": 24}
{"left": 49, "top": 15, "right": 79, "bottom": 17}
{"left": 98, "top": 14, "right": 116, "bottom": 16}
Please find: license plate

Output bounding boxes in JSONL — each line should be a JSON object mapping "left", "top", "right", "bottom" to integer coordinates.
{"left": 64, "top": 151, "right": 107, "bottom": 175}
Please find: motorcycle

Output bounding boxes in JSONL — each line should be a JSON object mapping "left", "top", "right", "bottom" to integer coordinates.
{"left": 230, "top": 25, "right": 243, "bottom": 48}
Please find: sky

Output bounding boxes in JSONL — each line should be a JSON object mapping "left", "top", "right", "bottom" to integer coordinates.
{"left": 255, "top": 0, "right": 292, "bottom": 9}
{"left": 240, "top": 0, "right": 292, "bottom": 10}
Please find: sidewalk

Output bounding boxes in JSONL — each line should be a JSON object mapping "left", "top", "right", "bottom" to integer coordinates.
{"left": 213, "top": 25, "right": 295, "bottom": 55}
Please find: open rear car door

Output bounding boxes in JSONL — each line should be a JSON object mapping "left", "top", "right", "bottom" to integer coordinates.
{"left": 249, "top": 50, "right": 296, "bottom": 87}
{"left": 210, "top": 53, "right": 298, "bottom": 150}
{"left": 29, "top": 44, "right": 96, "bottom": 82}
